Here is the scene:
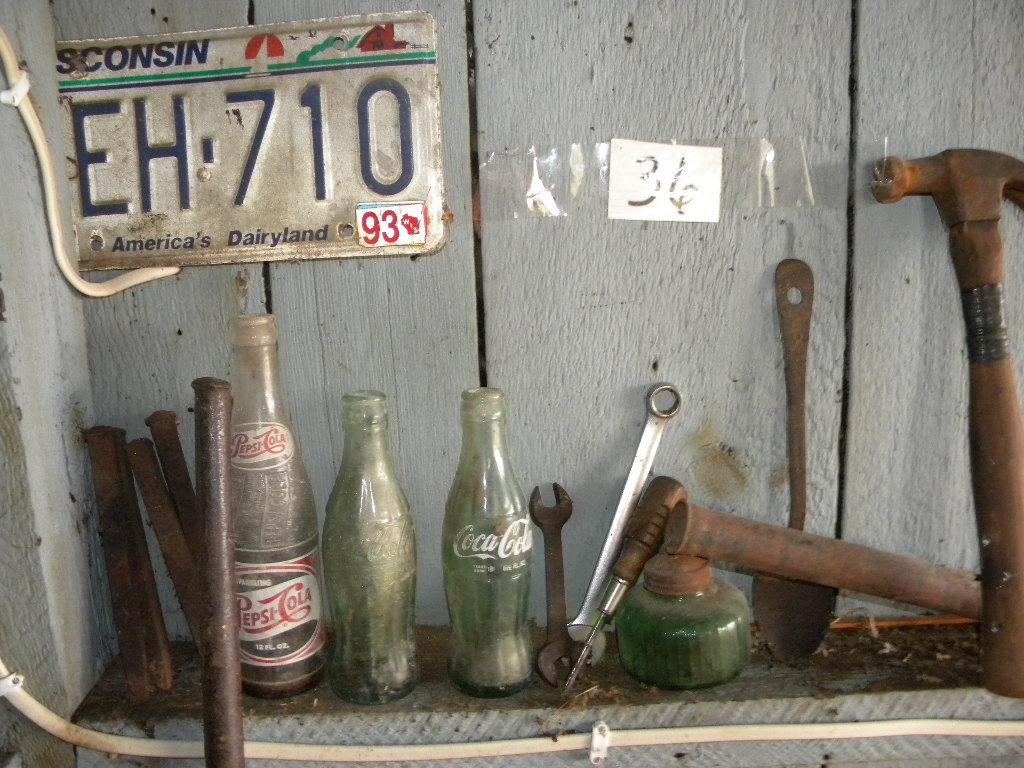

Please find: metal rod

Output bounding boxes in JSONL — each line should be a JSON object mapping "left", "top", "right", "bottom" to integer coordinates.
{"left": 193, "top": 378, "right": 245, "bottom": 768}
{"left": 83, "top": 427, "right": 154, "bottom": 702}
{"left": 665, "top": 496, "right": 981, "bottom": 618}
{"left": 83, "top": 427, "right": 173, "bottom": 701}
{"left": 146, "top": 410, "right": 203, "bottom": 565}
{"left": 128, "top": 437, "right": 206, "bottom": 653}
{"left": 119, "top": 434, "right": 175, "bottom": 695}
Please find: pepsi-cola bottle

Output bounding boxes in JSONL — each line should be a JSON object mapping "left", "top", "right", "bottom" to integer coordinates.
{"left": 229, "top": 314, "right": 325, "bottom": 697}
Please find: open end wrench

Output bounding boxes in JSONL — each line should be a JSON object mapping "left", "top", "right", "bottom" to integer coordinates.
{"left": 567, "top": 382, "right": 681, "bottom": 664}
{"left": 529, "top": 483, "right": 575, "bottom": 686}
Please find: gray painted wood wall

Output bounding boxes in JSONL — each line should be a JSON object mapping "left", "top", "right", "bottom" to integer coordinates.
{"left": 46, "top": 0, "right": 1024, "bottom": 639}
{"left": 1, "top": 0, "right": 1022, "bottom": 764}
{"left": 0, "top": 1, "right": 109, "bottom": 765}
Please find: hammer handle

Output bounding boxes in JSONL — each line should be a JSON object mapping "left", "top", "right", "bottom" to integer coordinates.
{"left": 947, "top": 220, "right": 1024, "bottom": 697}
{"left": 968, "top": 360, "right": 1024, "bottom": 694}
{"left": 664, "top": 496, "right": 981, "bottom": 619}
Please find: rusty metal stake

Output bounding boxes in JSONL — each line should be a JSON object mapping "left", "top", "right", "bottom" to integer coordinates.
{"left": 654, "top": 479, "right": 980, "bottom": 619}
{"left": 128, "top": 437, "right": 206, "bottom": 652}
{"left": 193, "top": 378, "right": 245, "bottom": 768}
{"left": 146, "top": 410, "right": 203, "bottom": 565}
{"left": 83, "top": 427, "right": 173, "bottom": 702}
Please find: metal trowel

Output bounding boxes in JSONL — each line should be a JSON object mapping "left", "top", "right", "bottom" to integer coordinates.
{"left": 752, "top": 259, "right": 837, "bottom": 662}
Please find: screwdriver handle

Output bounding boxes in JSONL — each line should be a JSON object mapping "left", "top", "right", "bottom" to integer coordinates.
{"left": 612, "top": 476, "right": 688, "bottom": 590}
{"left": 566, "top": 477, "right": 696, "bottom": 692}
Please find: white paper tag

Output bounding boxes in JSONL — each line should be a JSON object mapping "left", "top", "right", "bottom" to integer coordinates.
{"left": 607, "top": 139, "right": 722, "bottom": 222}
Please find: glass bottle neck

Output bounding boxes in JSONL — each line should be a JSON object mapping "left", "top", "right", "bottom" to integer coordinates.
{"left": 458, "top": 416, "right": 510, "bottom": 468}
{"left": 231, "top": 343, "right": 286, "bottom": 419}
{"left": 343, "top": 423, "right": 394, "bottom": 470}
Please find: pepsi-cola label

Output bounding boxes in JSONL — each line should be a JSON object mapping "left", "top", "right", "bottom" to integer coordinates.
{"left": 236, "top": 549, "right": 325, "bottom": 667}
{"left": 230, "top": 422, "right": 294, "bottom": 470}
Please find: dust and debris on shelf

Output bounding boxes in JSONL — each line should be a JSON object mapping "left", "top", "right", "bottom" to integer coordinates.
{"left": 74, "top": 622, "right": 983, "bottom": 739}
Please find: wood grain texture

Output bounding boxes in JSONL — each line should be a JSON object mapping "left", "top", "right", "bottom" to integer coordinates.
{"left": 473, "top": 0, "right": 851, "bottom": 615}
{"left": 0, "top": 0, "right": 107, "bottom": 763}
{"left": 255, "top": 0, "right": 479, "bottom": 624}
{"left": 842, "top": 0, "right": 1024, "bottom": 614}
{"left": 51, "top": 0, "right": 263, "bottom": 641}
{"left": 0, "top": 348, "right": 74, "bottom": 768}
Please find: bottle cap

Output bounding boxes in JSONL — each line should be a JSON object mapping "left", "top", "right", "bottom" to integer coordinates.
{"left": 643, "top": 553, "right": 713, "bottom": 596}
{"left": 232, "top": 314, "right": 278, "bottom": 347}
{"left": 342, "top": 390, "right": 388, "bottom": 426}
{"left": 461, "top": 387, "right": 506, "bottom": 420}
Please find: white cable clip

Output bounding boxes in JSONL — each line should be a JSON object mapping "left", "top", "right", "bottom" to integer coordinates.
{"left": 589, "top": 720, "right": 611, "bottom": 765}
{"left": 1, "top": 69, "right": 30, "bottom": 107}
{"left": 0, "top": 673, "right": 24, "bottom": 699}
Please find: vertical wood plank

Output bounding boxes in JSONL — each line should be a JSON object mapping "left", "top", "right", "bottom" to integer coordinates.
{"left": 0, "top": 0, "right": 94, "bottom": 762}
{"left": 844, "top": 0, "right": 1024, "bottom": 612}
{"left": 52, "top": 0, "right": 260, "bottom": 640}
{"left": 473, "top": 0, "right": 851, "bottom": 615}
{"left": 254, "top": 1, "right": 478, "bottom": 624}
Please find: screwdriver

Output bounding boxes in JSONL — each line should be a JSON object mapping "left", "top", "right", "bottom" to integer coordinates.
{"left": 564, "top": 477, "right": 683, "bottom": 690}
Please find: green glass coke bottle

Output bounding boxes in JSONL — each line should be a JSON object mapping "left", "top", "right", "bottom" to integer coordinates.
{"left": 322, "top": 391, "right": 417, "bottom": 703}
{"left": 616, "top": 554, "right": 750, "bottom": 689}
{"left": 442, "top": 388, "right": 533, "bottom": 697}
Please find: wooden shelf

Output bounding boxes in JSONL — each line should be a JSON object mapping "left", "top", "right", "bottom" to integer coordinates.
{"left": 72, "top": 624, "right": 1024, "bottom": 767}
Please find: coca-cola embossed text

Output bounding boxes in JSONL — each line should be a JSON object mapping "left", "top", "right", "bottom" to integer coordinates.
{"left": 231, "top": 422, "right": 294, "bottom": 469}
{"left": 452, "top": 518, "right": 533, "bottom": 561}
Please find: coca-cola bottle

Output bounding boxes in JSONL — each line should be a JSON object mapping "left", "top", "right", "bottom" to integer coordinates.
{"left": 229, "top": 314, "right": 325, "bottom": 697}
{"left": 442, "top": 387, "right": 533, "bottom": 697}
{"left": 322, "top": 391, "right": 417, "bottom": 703}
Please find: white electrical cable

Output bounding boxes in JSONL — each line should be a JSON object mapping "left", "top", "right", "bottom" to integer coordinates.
{"left": 0, "top": 17, "right": 1022, "bottom": 768}
{"left": 0, "top": 25, "right": 179, "bottom": 298}
{"left": 3, "top": 652, "right": 1024, "bottom": 763}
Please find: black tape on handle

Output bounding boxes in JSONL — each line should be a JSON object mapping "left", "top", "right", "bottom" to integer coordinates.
{"left": 962, "top": 284, "right": 1009, "bottom": 364}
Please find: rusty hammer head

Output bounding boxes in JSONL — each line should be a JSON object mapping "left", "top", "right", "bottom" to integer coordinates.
{"left": 872, "top": 149, "right": 1024, "bottom": 228}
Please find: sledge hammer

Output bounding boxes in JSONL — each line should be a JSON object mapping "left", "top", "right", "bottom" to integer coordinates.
{"left": 872, "top": 149, "right": 1024, "bottom": 698}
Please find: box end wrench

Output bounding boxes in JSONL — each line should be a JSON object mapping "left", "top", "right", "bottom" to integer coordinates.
{"left": 566, "top": 383, "right": 681, "bottom": 677}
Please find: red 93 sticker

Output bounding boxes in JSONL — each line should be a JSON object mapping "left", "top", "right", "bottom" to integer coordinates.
{"left": 357, "top": 201, "right": 427, "bottom": 247}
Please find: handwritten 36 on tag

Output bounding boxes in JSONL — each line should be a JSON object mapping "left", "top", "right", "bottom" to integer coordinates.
{"left": 608, "top": 139, "right": 722, "bottom": 223}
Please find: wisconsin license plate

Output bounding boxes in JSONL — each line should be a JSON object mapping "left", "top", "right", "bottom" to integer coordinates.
{"left": 56, "top": 12, "right": 446, "bottom": 269}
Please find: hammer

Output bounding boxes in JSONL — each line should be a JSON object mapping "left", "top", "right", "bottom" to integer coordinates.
{"left": 563, "top": 477, "right": 985, "bottom": 690}
{"left": 872, "top": 149, "right": 1024, "bottom": 698}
